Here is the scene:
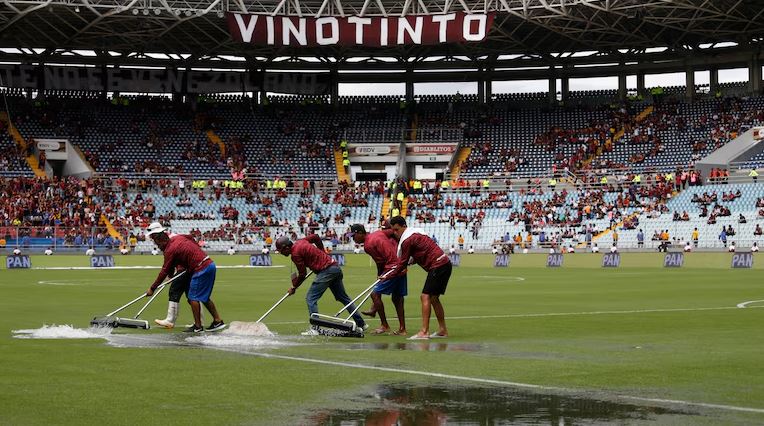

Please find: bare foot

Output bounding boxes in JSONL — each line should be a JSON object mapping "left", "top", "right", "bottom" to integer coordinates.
{"left": 361, "top": 310, "right": 377, "bottom": 318}
{"left": 391, "top": 329, "right": 407, "bottom": 336}
{"left": 371, "top": 327, "right": 390, "bottom": 335}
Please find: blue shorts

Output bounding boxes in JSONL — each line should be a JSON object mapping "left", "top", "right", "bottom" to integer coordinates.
{"left": 188, "top": 263, "right": 216, "bottom": 302}
{"left": 374, "top": 275, "right": 407, "bottom": 297}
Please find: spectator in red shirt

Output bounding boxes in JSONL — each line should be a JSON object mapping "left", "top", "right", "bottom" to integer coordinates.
{"left": 387, "top": 216, "right": 451, "bottom": 340}
{"left": 276, "top": 234, "right": 367, "bottom": 335}
{"left": 350, "top": 224, "right": 407, "bottom": 335}
{"left": 146, "top": 223, "right": 224, "bottom": 333}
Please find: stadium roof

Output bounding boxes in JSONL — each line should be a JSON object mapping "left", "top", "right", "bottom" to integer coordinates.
{"left": 1, "top": 0, "right": 763, "bottom": 71}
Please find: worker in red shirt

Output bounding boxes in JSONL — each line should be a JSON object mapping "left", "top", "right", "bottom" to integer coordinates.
{"left": 276, "top": 234, "right": 367, "bottom": 336}
{"left": 146, "top": 223, "right": 224, "bottom": 333}
{"left": 386, "top": 216, "right": 451, "bottom": 340}
{"left": 350, "top": 224, "right": 407, "bottom": 335}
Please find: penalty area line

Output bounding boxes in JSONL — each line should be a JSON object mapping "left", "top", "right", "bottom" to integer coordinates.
{"left": 119, "top": 334, "right": 764, "bottom": 415}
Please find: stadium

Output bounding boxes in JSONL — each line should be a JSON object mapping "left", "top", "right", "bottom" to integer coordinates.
{"left": 2, "top": 0, "right": 764, "bottom": 424}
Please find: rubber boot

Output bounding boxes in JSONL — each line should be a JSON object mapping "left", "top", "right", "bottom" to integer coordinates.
{"left": 154, "top": 301, "right": 178, "bottom": 329}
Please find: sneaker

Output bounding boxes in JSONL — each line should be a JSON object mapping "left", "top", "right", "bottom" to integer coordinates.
{"left": 154, "top": 319, "right": 174, "bottom": 329}
{"left": 183, "top": 324, "right": 204, "bottom": 333}
{"left": 361, "top": 323, "right": 369, "bottom": 331}
{"left": 301, "top": 327, "right": 320, "bottom": 336}
{"left": 206, "top": 320, "right": 226, "bottom": 332}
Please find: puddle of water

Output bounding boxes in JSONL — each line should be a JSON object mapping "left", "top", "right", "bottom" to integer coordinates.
{"left": 343, "top": 342, "right": 483, "bottom": 352}
{"left": 12, "top": 324, "right": 113, "bottom": 339}
{"left": 304, "top": 384, "right": 697, "bottom": 425}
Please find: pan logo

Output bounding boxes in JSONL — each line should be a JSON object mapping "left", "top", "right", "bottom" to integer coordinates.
{"left": 249, "top": 254, "right": 272, "bottom": 266}
{"left": 448, "top": 253, "right": 461, "bottom": 267}
{"left": 6, "top": 255, "right": 31, "bottom": 269}
{"left": 663, "top": 252, "right": 684, "bottom": 268}
{"left": 731, "top": 252, "right": 753, "bottom": 268}
{"left": 330, "top": 254, "right": 346, "bottom": 266}
{"left": 494, "top": 254, "right": 510, "bottom": 267}
{"left": 90, "top": 255, "right": 115, "bottom": 268}
{"left": 546, "top": 253, "right": 564, "bottom": 267}
{"left": 602, "top": 253, "right": 621, "bottom": 268}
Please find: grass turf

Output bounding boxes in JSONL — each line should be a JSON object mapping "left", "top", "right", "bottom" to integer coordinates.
{"left": 1, "top": 253, "right": 763, "bottom": 424}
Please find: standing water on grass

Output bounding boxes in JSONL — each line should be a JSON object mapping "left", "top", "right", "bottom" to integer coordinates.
{"left": 305, "top": 384, "right": 701, "bottom": 425}
{"left": 12, "top": 325, "right": 113, "bottom": 339}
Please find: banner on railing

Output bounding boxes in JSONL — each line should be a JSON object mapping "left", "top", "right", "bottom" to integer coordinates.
{"left": 226, "top": 13, "right": 495, "bottom": 47}
{"left": 494, "top": 254, "right": 509, "bottom": 267}
{"left": 0, "top": 64, "right": 324, "bottom": 94}
{"left": 405, "top": 143, "right": 458, "bottom": 163}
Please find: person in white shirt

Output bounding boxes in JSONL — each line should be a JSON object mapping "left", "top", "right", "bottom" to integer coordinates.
{"left": 548, "top": 247, "right": 555, "bottom": 254}
{"left": 728, "top": 242, "right": 736, "bottom": 252}
{"left": 12, "top": 248, "right": 21, "bottom": 255}
{"left": 591, "top": 243, "right": 599, "bottom": 253}
{"left": 227, "top": 246, "right": 236, "bottom": 255}
{"left": 467, "top": 246, "right": 475, "bottom": 254}
{"left": 568, "top": 245, "right": 575, "bottom": 253}
{"left": 491, "top": 245, "right": 499, "bottom": 255}
{"left": 353, "top": 246, "right": 362, "bottom": 254}
{"left": 610, "top": 243, "right": 618, "bottom": 253}
{"left": 684, "top": 241, "right": 692, "bottom": 252}
{"left": 752, "top": 242, "right": 759, "bottom": 252}
{"left": 151, "top": 248, "right": 159, "bottom": 256}
{"left": 44, "top": 247, "right": 53, "bottom": 256}
{"left": 85, "top": 247, "right": 95, "bottom": 256}
{"left": 448, "top": 245, "right": 457, "bottom": 254}
{"left": 261, "top": 246, "right": 270, "bottom": 255}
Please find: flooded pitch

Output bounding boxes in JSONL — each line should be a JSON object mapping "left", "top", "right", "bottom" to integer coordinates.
{"left": 304, "top": 383, "right": 699, "bottom": 425}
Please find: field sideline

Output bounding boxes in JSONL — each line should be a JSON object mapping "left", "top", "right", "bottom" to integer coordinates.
{"left": 2, "top": 253, "right": 763, "bottom": 424}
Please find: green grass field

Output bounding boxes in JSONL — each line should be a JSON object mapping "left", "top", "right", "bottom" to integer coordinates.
{"left": 2, "top": 253, "right": 764, "bottom": 425}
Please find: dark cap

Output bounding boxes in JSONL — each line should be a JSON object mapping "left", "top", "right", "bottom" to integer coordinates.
{"left": 350, "top": 224, "right": 367, "bottom": 235}
{"left": 275, "top": 236, "right": 293, "bottom": 251}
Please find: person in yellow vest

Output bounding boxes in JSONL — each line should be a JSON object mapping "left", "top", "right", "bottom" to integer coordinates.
{"left": 749, "top": 169, "right": 758, "bottom": 183}
{"left": 612, "top": 230, "right": 619, "bottom": 243}
{"left": 391, "top": 207, "right": 400, "bottom": 218}
{"left": 266, "top": 180, "right": 272, "bottom": 189}
{"left": 600, "top": 176, "right": 608, "bottom": 186}
{"left": 342, "top": 150, "right": 348, "bottom": 159}
{"left": 340, "top": 139, "right": 348, "bottom": 149}
{"left": 396, "top": 192, "right": 404, "bottom": 204}
{"left": 692, "top": 227, "right": 699, "bottom": 247}
{"left": 548, "top": 178, "right": 556, "bottom": 189}
{"left": 343, "top": 158, "right": 350, "bottom": 168}
{"left": 457, "top": 235, "right": 464, "bottom": 250}
{"left": 482, "top": 179, "right": 490, "bottom": 189}
{"left": 440, "top": 180, "right": 449, "bottom": 190}
{"left": 525, "top": 233, "right": 532, "bottom": 248}
{"left": 632, "top": 174, "right": 641, "bottom": 184}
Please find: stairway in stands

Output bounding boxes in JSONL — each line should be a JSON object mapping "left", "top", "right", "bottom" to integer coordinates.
{"left": 0, "top": 112, "right": 46, "bottom": 177}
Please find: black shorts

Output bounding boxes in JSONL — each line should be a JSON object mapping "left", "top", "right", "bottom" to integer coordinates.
{"left": 422, "top": 262, "right": 452, "bottom": 296}
{"left": 168, "top": 272, "right": 191, "bottom": 303}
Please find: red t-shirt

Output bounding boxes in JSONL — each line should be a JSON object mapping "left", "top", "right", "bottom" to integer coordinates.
{"left": 151, "top": 235, "right": 211, "bottom": 289}
{"left": 292, "top": 234, "right": 335, "bottom": 275}
{"left": 393, "top": 232, "right": 449, "bottom": 273}
{"left": 364, "top": 230, "right": 404, "bottom": 278}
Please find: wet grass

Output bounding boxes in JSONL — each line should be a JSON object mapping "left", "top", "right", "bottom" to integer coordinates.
{"left": 1, "top": 253, "right": 763, "bottom": 424}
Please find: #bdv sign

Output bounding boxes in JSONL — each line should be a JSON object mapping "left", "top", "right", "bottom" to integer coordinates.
{"left": 547, "top": 253, "right": 564, "bottom": 267}
{"left": 448, "top": 253, "right": 460, "bottom": 267}
{"left": 494, "top": 254, "right": 510, "bottom": 267}
{"left": 663, "top": 252, "right": 684, "bottom": 268}
{"left": 6, "top": 255, "right": 31, "bottom": 269}
{"left": 330, "top": 254, "right": 346, "bottom": 266}
{"left": 90, "top": 255, "right": 114, "bottom": 268}
{"left": 602, "top": 253, "right": 621, "bottom": 268}
{"left": 731, "top": 252, "right": 753, "bottom": 268}
{"left": 249, "top": 254, "right": 272, "bottom": 266}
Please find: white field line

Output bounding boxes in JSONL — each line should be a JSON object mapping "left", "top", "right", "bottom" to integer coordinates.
{"left": 736, "top": 300, "right": 764, "bottom": 308}
{"left": 32, "top": 265, "right": 284, "bottom": 270}
{"left": 117, "top": 334, "right": 764, "bottom": 415}
{"left": 260, "top": 305, "right": 764, "bottom": 325}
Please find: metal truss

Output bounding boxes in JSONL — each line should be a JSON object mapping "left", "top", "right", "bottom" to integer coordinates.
{"left": 0, "top": 0, "right": 762, "bottom": 72}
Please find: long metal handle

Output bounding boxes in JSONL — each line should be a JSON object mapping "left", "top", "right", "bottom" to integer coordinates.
{"left": 133, "top": 271, "right": 187, "bottom": 319}
{"left": 333, "top": 270, "right": 394, "bottom": 317}
{"left": 256, "top": 270, "right": 313, "bottom": 323}
{"left": 133, "top": 282, "right": 167, "bottom": 319}
{"left": 344, "top": 287, "right": 375, "bottom": 321}
{"left": 106, "top": 293, "right": 148, "bottom": 317}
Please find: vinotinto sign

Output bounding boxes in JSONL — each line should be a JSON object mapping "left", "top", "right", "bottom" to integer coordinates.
{"left": 227, "top": 13, "right": 495, "bottom": 47}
